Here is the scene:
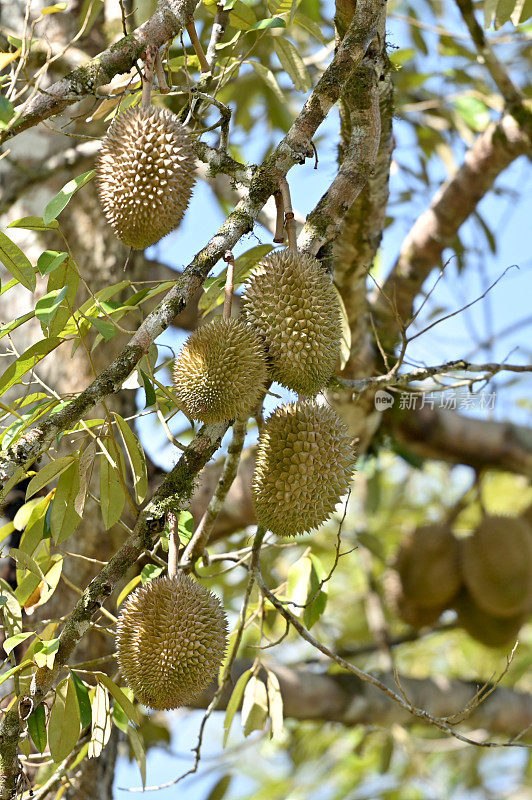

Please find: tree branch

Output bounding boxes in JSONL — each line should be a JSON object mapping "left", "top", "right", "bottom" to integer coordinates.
{"left": 193, "top": 662, "right": 532, "bottom": 740}
{"left": 391, "top": 406, "right": 532, "bottom": 477}
{"left": 375, "top": 113, "right": 531, "bottom": 348}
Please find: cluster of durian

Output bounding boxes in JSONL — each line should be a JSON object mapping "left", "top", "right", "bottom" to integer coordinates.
{"left": 116, "top": 250, "right": 357, "bottom": 709}
{"left": 391, "top": 512, "right": 532, "bottom": 647}
{"left": 172, "top": 248, "right": 357, "bottom": 535}
{"left": 96, "top": 104, "right": 196, "bottom": 249}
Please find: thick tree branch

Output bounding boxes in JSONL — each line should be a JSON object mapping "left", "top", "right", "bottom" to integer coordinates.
{"left": 194, "top": 662, "right": 532, "bottom": 739}
{"left": 375, "top": 113, "right": 531, "bottom": 349}
{"left": 0, "top": 0, "right": 383, "bottom": 503}
{"left": 297, "top": 59, "right": 381, "bottom": 255}
{"left": 0, "top": 421, "right": 228, "bottom": 800}
{"left": 391, "top": 406, "right": 532, "bottom": 477}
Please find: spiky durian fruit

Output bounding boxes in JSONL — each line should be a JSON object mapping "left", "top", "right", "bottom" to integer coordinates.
{"left": 460, "top": 515, "right": 532, "bottom": 618}
{"left": 173, "top": 317, "right": 267, "bottom": 423}
{"left": 453, "top": 589, "right": 524, "bottom": 648}
{"left": 243, "top": 250, "right": 342, "bottom": 395}
{"left": 395, "top": 524, "right": 461, "bottom": 610}
{"left": 96, "top": 105, "right": 196, "bottom": 249}
{"left": 116, "top": 573, "right": 227, "bottom": 710}
{"left": 252, "top": 401, "right": 357, "bottom": 537}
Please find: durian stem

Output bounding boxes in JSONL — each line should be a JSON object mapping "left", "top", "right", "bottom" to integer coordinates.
{"left": 222, "top": 250, "right": 235, "bottom": 319}
{"left": 278, "top": 176, "right": 297, "bottom": 252}
{"left": 141, "top": 44, "right": 157, "bottom": 108}
{"left": 167, "top": 512, "right": 180, "bottom": 577}
{"left": 155, "top": 49, "right": 170, "bottom": 94}
{"left": 185, "top": 20, "right": 211, "bottom": 75}
{"left": 273, "top": 191, "right": 285, "bottom": 243}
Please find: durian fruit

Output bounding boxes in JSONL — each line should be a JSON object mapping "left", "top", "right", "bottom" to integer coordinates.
{"left": 173, "top": 317, "right": 267, "bottom": 423}
{"left": 116, "top": 573, "right": 227, "bottom": 710}
{"left": 386, "top": 569, "right": 446, "bottom": 629}
{"left": 252, "top": 400, "right": 357, "bottom": 537}
{"left": 460, "top": 515, "right": 532, "bottom": 618}
{"left": 243, "top": 249, "right": 342, "bottom": 395}
{"left": 96, "top": 105, "right": 196, "bottom": 249}
{"left": 394, "top": 524, "right": 461, "bottom": 610}
{"left": 453, "top": 588, "right": 525, "bottom": 648}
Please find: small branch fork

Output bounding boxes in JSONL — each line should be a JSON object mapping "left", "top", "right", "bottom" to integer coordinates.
{"left": 330, "top": 359, "right": 532, "bottom": 395}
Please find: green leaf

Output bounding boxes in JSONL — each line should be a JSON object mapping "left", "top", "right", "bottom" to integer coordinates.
{"left": 140, "top": 563, "right": 164, "bottom": 584}
{"left": 0, "top": 311, "right": 35, "bottom": 342}
{"left": 70, "top": 670, "right": 92, "bottom": 729}
{"left": 113, "top": 413, "right": 148, "bottom": 504}
{"left": 0, "top": 97, "right": 15, "bottom": 126}
{"left": 88, "top": 683, "right": 112, "bottom": 759}
{"left": 0, "top": 231, "right": 36, "bottom": 291}
{"left": 89, "top": 316, "right": 117, "bottom": 342}
{"left": 47, "top": 255, "right": 79, "bottom": 338}
{"left": 223, "top": 668, "right": 252, "bottom": 746}
{"left": 178, "top": 510, "right": 194, "bottom": 543}
{"left": 112, "top": 695, "right": 130, "bottom": 733}
{"left": 13, "top": 498, "right": 44, "bottom": 531}
{"left": 116, "top": 575, "right": 141, "bottom": 608}
{"left": 266, "top": 669, "right": 284, "bottom": 738}
{"left": 42, "top": 2, "right": 68, "bottom": 13}
{"left": 248, "top": 16, "right": 286, "bottom": 30}
{"left": 199, "top": 244, "right": 272, "bottom": 316}
{"left": 454, "top": 96, "right": 491, "bottom": 131}
{"left": 0, "top": 278, "right": 18, "bottom": 296}
{"left": 35, "top": 287, "right": 68, "bottom": 332}
{"left": 37, "top": 250, "right": 68, "bottom": 276}
{"left": 205, "top": 775, "right": 232, "bottom": 800}
{"left": 0, "top": 337, "right": 62, "bottom": 398}
{"left": 50, "top": 461, "right": 82, "bottom": 545}
{"left": 285, "top": 554, "right": 312, "bottom": 616}
{"left": 27, "top": 705, "right": 47, "bottom": 753}
{"left": 229, "top": 0, "right": 257, "bottom": 29}
{"left": 99, "top": 437, "right": 126, "bottom": 530}
{"left": 303, "top": 554, "right": 327, "bottom": 630}
{"left": 268, "top": 0, "right": 293, "bottom": 14}
{"left": 273, "top": 37, "right": 311, "bottom": 91}
{"left": 26, "top": 456, "right": 76, "bottom": 500}
{"left": 3, "top": 631, "right": 34, "bottom": 655}
{"left": 495, "top": 0, "right": 517, "bottom": 26}
{"left": 0, "top": 521, "right": 15, "bottom": 546}
{"left": 294, "top": 11, "right": 328, "bottom": 44}
{"left": 139, "top": 369, "right": 156, "bottom": 408}
{"left": 128, "top": 726, "right": 146, "bottom": 789}
{"left": 94, "top": 672, "right": 140, "bottom": 725}
{"left": 0, "top": 659, "right": 33, "bottom": 687}
{"left": 334, "top": 285, "right": 351, "bottom": 371}
{"left": 8, "top": 216, "right": 59, "bottom": 231}
{"left": 484, "top": 0, "right": 500, "bottom": 26}
{"left": 33, "top": 637, "right": 60, "bottom": 669}
{"left": 9, "top": 548, "right": 49, "bottom": 586}
{"left": 241, "top": 675, "right": 268, "bottom": 736}
{"left": 49, "top": 678, "right": 81, "bottom": 762}
{"left": 250, "top": 62, "right": 285, "bottom": 105}
{"left": 0, "top": 578, "right": 22, "bottom": 637}
{"left": 43, "top": 170, "right": 95, "bottom": 225}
